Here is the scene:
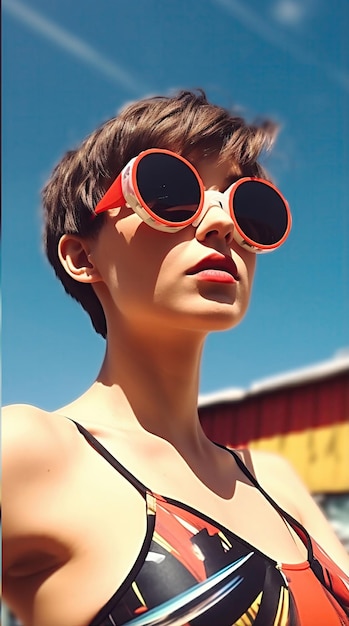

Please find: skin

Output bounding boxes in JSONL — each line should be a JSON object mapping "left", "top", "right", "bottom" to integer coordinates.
{"left": 3, "top": 156, "right": 349, "bottom": 626}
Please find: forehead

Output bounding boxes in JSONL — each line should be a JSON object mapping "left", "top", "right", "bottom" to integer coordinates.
{"left": 193, "top": 155, "right": 243, "bottom": 190}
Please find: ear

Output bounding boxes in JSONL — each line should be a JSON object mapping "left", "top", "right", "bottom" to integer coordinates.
{"left": 58, "top": 234, "right": 102, "bottom": 284}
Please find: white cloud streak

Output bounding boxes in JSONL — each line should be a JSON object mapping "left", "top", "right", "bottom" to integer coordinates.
{"left": 3, "top": 0, "right": 149, "bottom": 95}
{"left": 212, "top": 0, "right": 349, "bottom": 92}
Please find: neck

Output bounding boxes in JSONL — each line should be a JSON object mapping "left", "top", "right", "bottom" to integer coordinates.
{"left": 94, "top": 318, "right": 206, "bottom": 446}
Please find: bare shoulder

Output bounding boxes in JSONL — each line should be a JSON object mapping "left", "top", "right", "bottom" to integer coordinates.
{"left": 3, "top": 402, "right": 74, "bottom": 438}
{"left": 237, "top": 448, "right": 349, "bottom": 574}
{"left": 246, "top": 448, "right": 301, "bottom": 490}
{"left": 2, "top": 404, "right": 79, "bottom": 525}
{"left": 2, "top": 403, "right": 78, "bottom": 476}
{"left": 235, "top": 448, "right": 302, "bottom": 514}
{"left": 2, "top": 405, "right": 80, "bottom": 572}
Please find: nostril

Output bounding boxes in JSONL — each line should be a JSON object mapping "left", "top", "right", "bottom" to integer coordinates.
{"left": 225, "top": 229, "right": 234, "bottom": 245}
{"left": 206, "top": 229, "right": 220, "bottom": 239}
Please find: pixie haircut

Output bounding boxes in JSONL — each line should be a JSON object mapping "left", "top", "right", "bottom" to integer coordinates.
{"left": 42, "top": 89, "right": 277, "bottom": 338}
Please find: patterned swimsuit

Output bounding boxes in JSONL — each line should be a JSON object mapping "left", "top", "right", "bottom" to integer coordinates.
{"left": 73, "top": 422, "right": 349, "bottom": 626}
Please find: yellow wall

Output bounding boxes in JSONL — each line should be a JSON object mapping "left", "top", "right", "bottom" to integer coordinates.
{"left": 248, "top": 422, "right": 349, "bottom": 493}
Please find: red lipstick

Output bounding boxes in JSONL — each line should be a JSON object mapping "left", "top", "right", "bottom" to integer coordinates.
{"left": 186, "top": 253, "right": 239, "bottom": 283}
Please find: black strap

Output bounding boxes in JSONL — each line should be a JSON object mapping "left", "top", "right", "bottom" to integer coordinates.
{"left": 217, "top": 443, "right": 314, "bottom": 563}
{"left": 71, "top": 420, "right": 313, "bottom": 562}
{"left": 71, "top": 420, "right": 149, "bottom": 497}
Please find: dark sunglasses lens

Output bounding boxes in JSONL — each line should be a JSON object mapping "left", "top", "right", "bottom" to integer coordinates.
{"left": 232, "top": 181, "right": 288, "bottom": 245}
{"left": 136, "top": 153, "right": 201, "bottom": 222}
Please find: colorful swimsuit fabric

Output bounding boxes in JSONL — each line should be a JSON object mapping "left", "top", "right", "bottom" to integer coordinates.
{"left": 73, "top": 422, "right": 349, "bottom": 626}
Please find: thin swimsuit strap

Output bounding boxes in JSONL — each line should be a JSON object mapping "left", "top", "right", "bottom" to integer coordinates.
{"left": 215, "top": 441, "right": 314, "bottom": 563}
{"left": 72, "top": 420, "right": 148, "bottom": 497}
{"left": 72, "top": 419, "right": 313, "bottom": 563}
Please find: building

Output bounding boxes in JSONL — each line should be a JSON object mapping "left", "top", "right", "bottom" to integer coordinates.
{"left": 198, "top": 350, "right": 349, "bottom": 547}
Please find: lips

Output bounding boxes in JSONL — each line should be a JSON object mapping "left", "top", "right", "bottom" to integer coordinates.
{"left": 186, "top": 253, "right": 239, "bottom": 281}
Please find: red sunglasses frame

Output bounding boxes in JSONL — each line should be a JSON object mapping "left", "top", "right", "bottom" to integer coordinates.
{"left": 94, "top": 148, "right": 292, "bottom": 251}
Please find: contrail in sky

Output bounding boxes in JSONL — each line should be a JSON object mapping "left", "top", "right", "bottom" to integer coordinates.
{"left": 3, "top": 0, "right": 150, "bottom": 95}
{"left": 212, "top": 0, "right": 349, "bottom": 93}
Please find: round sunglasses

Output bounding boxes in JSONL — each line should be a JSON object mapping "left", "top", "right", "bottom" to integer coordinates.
{"left": 94, "top": 148, "right": 292, "bottom": 253}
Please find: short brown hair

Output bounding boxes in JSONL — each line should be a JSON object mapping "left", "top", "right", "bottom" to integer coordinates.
{"left": 42, "top": 89, "right": 277, "bottom": 338}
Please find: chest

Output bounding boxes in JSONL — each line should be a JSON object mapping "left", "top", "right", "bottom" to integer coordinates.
{"left": 11, "top": 439, "right": 309, "bottom": 626}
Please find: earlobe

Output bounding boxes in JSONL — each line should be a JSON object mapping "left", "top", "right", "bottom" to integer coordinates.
{"left": 58, "top": 234, "right": 102, "bottom": 283}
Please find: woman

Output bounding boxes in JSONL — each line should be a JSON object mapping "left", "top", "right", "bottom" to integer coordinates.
{"left": 3, "top": 90, "right": 349, "bottom": 626}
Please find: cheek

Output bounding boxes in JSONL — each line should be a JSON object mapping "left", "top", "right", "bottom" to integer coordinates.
{"left": 245, "top": 256, "right": 256, "bottom": 299}
{"left": 247, "top": 253, "right": 257, "bottom": 283}
{"left": 232, "top": 243, "right": 256, "bottom": 286}
{"left": 90, "top": 221, "right": 176, "bottom": 305}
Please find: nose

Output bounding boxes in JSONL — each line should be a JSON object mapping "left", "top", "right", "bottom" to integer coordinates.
{"left": 194, "top": 190, "right": 234, "bottom": 246}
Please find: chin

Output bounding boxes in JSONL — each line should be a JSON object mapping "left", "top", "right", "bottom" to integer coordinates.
{"left": 180, "top": 301, "right": 249, "bottom": 333}
{"left": 201, "top": 311, "right": 246, "bottom": 332}
{"left": 149, "top": 289, "right": 250, "bottom": 333}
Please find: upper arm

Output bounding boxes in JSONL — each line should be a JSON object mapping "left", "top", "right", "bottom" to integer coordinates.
{"left": 250, "top": 450, "right": 349, "bottom": 576}
{"left": 2, "top": 405, "right": 75, "bottom": 571}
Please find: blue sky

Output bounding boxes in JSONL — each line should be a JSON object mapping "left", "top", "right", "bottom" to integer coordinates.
{"left": 2, "top": 0, "right": 349, "bottom": 410}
